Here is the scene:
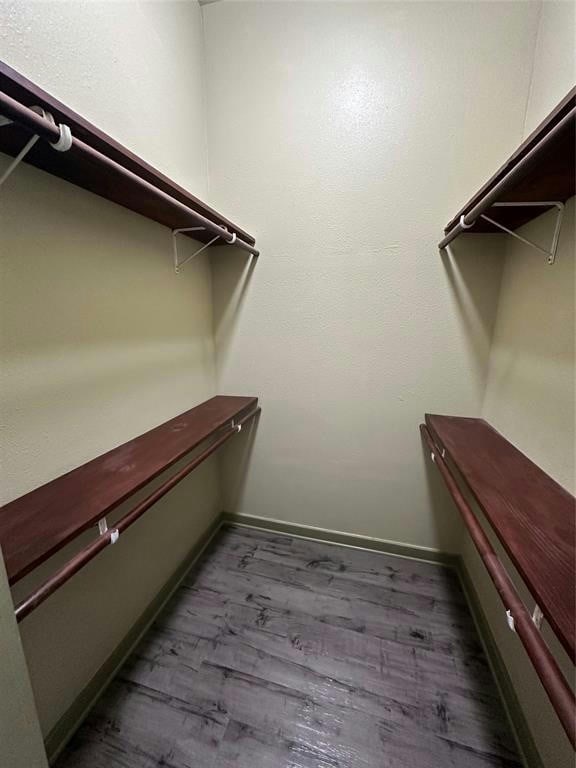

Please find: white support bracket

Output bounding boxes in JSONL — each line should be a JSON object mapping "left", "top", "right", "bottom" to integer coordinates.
{"left": 98, "top": 516, "right": 119, "bottom": 544}
{"left": 532, "top": 604, "right": 544, "bottom": 630}
{"left": 480, "top": 201, "right": 565, "bottom": 265}
{"left": 506, "top": 609, "right": 516, "bottom": 633}
{"left": 506, "top": 605, "right": 544, "bottom": 634}
{"left": 172, "top": 226, "right": 236, "bottom": 274}
{"left": 0, "top": 117, "right": 40, "bottom": 189}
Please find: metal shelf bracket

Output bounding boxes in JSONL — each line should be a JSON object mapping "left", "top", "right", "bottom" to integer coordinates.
{"left": 172, "top": 227, "right": 236, "bottom": 273}
{"left": 0, "top": 114, "right": 40, "bottom": 190}
{"left": 480, "top": 202, "right": 565, "bottom": 265}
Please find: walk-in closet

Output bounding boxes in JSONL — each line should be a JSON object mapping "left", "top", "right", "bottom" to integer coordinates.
{"left": 0, "top": 2, "right": 574, "bottom": 767}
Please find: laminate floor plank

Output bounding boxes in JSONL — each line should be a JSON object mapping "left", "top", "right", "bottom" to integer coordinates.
{"left": 57, "top": 678, "right": 228, "bottom": 768}
{"left": 197, "top": 631, "right": 515, "bottom": 758}
{"left": 185, "top": 557, "right": 477, "bottom": 647}
{"left": 175, "top": 573, "right": 482, "bottom": 661}
{"left": 56, "top": 524, "right": 522, "bottom": 768}
{"left": 189, "top": 536, "right": 469, "bottom": 619}
{"left": 175, "top": 589, "right": 483, "bottom": 662}
{"left": 212, "top": 527, "right": 463, "bottom": 598}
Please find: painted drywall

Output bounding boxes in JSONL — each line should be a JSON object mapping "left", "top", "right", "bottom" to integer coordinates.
{"left": 482, "top": 0, "right": 576, "bottom": 479}
{"left": 523, "top": 0, "right": 576, "bottom": 136}
{"left": 206, "top": 1, "right": 539, "bottom": 551}
{"left": 483, "top": 199, "right": 575, "bottom": 493}
{"left": 1, "top": 0, "right": 209, "bottom": 197}
{"left": 466, "top": 3, "right": 576, "bottom": 765}
{"left": 0, "top": 553, "right": 48, "bottom": 768}
{"left": 465, "top": 201, "right": 575, "bottom": 768}
{"left": 0, "top": 0, "right": 221, "bottom": 741}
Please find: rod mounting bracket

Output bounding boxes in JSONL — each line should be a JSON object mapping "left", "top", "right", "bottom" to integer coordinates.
{"left": 532, "top": 604, "right": 544, "bottom": 630}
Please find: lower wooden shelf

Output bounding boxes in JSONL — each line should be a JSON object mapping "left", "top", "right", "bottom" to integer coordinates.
{"left": 425, "top": 413, "right": 575, "bottom": 661}
{"left": 421, "top": 417, "right": 575, "bottom": 746}
{"left": 0, "top": 395, "right": 258, "bottom": 586}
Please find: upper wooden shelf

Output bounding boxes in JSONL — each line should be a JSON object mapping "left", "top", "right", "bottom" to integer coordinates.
{"left": 0, "top": 395, "right": 258, "bottom": 585}
{"left": 0, "top": 60, "right": 255, "bottom": 248}
{"left": 426, "top": 414, "right": 575, "bottom": 661}
{"left": 443, "top": 87, "right": 575, "bottom": 238}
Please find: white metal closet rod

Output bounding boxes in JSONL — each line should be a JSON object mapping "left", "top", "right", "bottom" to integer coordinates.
{"left": 0, "top": 89, "right": 259, "bottom": 258}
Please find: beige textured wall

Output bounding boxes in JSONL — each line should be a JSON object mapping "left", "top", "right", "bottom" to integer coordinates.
{"left": 0, "top": 554, "right": 48, "bottom": 768}
{"left": 523, "top": 0, "right": 576, "bottom": 136}
{"left": 483, "top": 199, "right": 575, "bottom": 492}
{"left": 465, "top": 3, "right": 576, "bottom": 766}
{"left": 206, "top": 0, "right": 538, "bottom": 550}
{"left": 1, "top": 0, "right": 209, "bottom": 197}
{"left": 0, "top": 0, "right": 221, "bottom": 741}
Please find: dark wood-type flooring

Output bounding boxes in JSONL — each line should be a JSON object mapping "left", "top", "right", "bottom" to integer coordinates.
{"left": 56, "top": 525, "right": 521, "bottom": 768}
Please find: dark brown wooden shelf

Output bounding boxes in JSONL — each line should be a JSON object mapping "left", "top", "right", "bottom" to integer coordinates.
{"left": 0, "top": 395, "right": 258, "bottom": 585}
{"left": 426, "top": 414, "right": 575, "bottom": 661}
{"left": 0, "top": 60, "right": 255, "bottom": 248}
{"left": 443, "top": 87, "right": 575, "bottom": 239}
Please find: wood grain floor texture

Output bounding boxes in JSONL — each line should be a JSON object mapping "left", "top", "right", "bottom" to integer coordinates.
{"left": 56, "top": 525, "right": 522, "bottom": 768}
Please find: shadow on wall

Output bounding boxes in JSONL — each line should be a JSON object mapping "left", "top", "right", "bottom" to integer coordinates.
{"left": 219, "top": 409, "right": 261, "bottom": 514}
{"left": 417, "top": 234, "right": 506, "bottom": 553}
{"left": 212, "top": 245, "right": 257, "bottom": 376}
{"left": 419, "top": 435, "right": 463, "bottom": 554}
{"left": 441, "top": 234, "right": 506, "bottom": 404}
